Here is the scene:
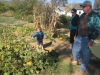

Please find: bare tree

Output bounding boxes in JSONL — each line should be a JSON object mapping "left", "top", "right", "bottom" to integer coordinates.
{"left": 65, "top": 2, "right": 80, "bottom": 12}
{"left": 33, "top": 0, "right": 68, "bottom": 37}
{"left": 33, "top": 0, "right": 59, "bottom": 30}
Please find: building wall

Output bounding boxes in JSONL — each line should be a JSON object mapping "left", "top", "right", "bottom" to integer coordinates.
{"left": 66, "top": 12, "right": 72, "bottom": 16}
{"left": 77, "top": 10, "right": 84, "bottom": 16}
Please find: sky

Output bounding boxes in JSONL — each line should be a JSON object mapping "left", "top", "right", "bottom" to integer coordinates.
{"left": 68, "top": 0, "right": 94, "bottom": 6}
{"left": 46, "top": 0, "right": 94, "bottom": 6}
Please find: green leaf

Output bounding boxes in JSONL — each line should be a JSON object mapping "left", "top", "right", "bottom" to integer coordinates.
{"left": 4, "top": 72, "right": 10, "bottom": 75}
{"left": 30, "top": 69, "right": 34, "bottom": 73}
{"left": 36, "top": 70, "right": 39, "bottom": 74}
{"left": 31, "top": 66, "right": 37, "bottom": 70}
{"left": 15, "top": 72, "right": 22, "bottom": 75}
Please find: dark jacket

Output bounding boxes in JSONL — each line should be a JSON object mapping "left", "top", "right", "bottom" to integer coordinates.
{"left": 78, "top": 11, "right": 100, "bottom": 40}
{"left": 33, "top": 31, "right": 44, "bottom": 41}
{"left": 71, "top": 14, "right": 79, "bottom": 26}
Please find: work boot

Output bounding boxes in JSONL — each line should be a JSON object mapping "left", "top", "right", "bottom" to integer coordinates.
{"left": 78, "top": 70, "right": 85, "bottom": 75}
{"left": 72, "top": 60, "right": 81, "bottom": 65}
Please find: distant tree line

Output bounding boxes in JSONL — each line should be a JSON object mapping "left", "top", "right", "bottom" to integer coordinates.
{"left": 0, "top": 0, "right": 69, "bottom": 26}
{"left": 0, "top": 1, "right": 9, "bottom": 13}
{"left": 0, "top": 0, "right": 37, "bottom": 15}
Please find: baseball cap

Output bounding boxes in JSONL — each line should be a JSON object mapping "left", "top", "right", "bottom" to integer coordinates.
{"left": 80, "top": 0, "right": 92, "bottom": 7}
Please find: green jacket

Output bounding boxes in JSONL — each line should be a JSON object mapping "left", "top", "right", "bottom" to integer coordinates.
{"left": 79, "top": 11, "right": 100, "bottom": 40}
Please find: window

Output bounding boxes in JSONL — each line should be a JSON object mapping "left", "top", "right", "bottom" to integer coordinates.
{"left": 79, "top": 11, "right": 81, "bottom": 15}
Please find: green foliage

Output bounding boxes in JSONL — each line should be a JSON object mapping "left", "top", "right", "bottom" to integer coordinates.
{"left": 0, "top": 42, "right": 59, "bottom": 75}
{"left": 0, "top": 24, "right": 3, "bottom": 26}
{"left": 0, "top": 17, "right": 17, "bottom": 24}
{"left": 59, "top": 15, "right": 68, "bottom": 25}
{"left": 27, "top": 15, "right": 33, "bottom": 23}
{"left": 0, "top": 2, "right": 9, "bottom": 13}
{"left": 14, "top": 24, "right": 24, "bottom": 27}
{"left": 11, "top": 0, "right": 37, "bottom": 16}
{"left": 0, "top": 0, "right": 37, "bottom": 22}
{"left": 66, "top": 16, "right": 70, "bottom": 26}
{"left": 0, "top": 25, "right": 59, "bottom": 75}
{"left": 56, "top": 15, "right": 70, "bottom": 28}
{"left": 45, "top": 33, "right": 56, "bottom": 42}
{"left": 0, "top": 26, "right": 34, "bottom": 45}
{"left": 14, "top": 14, "right": 22, "bottom": 20}
{"left": 55, "top": 61, "right": 79, "bottom": 74}
{"left": 14, "top": 14, "right": 33, "bottom": 23}
{"left": 0, "top": 41, "right": 59, "bottom": 75}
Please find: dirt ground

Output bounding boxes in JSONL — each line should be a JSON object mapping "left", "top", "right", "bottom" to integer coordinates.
{"left": 43, "top": 28, "right": 100, "bottom": 75}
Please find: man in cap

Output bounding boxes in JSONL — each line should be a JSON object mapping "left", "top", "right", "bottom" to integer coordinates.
{"left": 72, "top": 0, "right": 100, "bottom": 75}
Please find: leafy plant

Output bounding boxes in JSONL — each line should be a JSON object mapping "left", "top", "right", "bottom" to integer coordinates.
{"left": 56, "top": 15, "right": 70, "bottom": 28}
{"left": 44, "top": 33, "right": 56, "bottom": 42}
{"left": 0, "top": 42, "right": 59, "bottom": 75}
{"left": 0, "top": 17, "right": 17, "bottom": 24}
{"left": 0, "top": 25, "right": 59, "bottom": 75}
{"left": 27, "top": 15, "right": 33, "bottom": 23}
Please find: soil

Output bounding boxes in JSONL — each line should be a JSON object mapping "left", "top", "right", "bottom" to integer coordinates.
{"left": 43, "top": 28, "right": 100, "bottom": 75}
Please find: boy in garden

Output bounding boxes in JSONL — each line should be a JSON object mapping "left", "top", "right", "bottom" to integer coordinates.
{"left": 32, "top": 26, "right": 44, "bottom": 50}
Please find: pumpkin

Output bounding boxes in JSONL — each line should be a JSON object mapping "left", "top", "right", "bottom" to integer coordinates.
{"left": 26, "top": 61, "right": 32, "bottom": 66}
{"left": 59, "top": 37, "right": 63, "bottom": 41}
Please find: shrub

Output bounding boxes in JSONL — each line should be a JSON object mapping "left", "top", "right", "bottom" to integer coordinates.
{"left": 56, "top": 15, "right": 70, "bottom": 28}
{"left": 27, "top": 15, "right": 33, "bottom": 23}
{"left": 0, "top": 42, "right": 59, "bottom": 75}
{"left": 14, "top": 14, "right": 22, "bottom": 20}
{"left": 14, "top": 14, "right": 33, "bottom": 23}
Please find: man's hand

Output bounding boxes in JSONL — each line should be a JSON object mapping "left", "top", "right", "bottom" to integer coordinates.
{"left": 74, "top": 35, "right": 76, "bottom": 40}
{"left": 88, "top": 40, "right": 94, "bottom": 47}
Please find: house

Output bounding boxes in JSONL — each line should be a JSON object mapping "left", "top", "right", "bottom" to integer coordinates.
{"left": 55, "top": 6, "right": 66, "bottom": 15}
{"left": 55, "top": 5, "right": 100, "bottom": 17}
{"left": 66, "top": 9, "right": 100, "bottom": 17}
{"left": 76, "top": 9, "right": 84, "bottom": 16}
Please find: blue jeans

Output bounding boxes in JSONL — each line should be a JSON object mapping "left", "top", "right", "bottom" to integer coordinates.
{"left": 72, "top": 35, "right": 91, "bottom": 71}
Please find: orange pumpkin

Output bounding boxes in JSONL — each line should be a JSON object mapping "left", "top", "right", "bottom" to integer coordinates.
{"left": 59, "top": 37, "right": 63, "bottom": 41}
{"left": 26, "top": 61, "right": 32, "bottom": 66}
